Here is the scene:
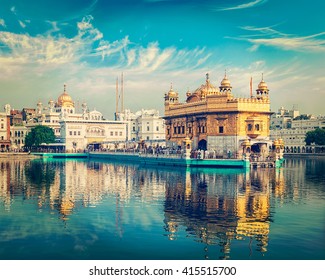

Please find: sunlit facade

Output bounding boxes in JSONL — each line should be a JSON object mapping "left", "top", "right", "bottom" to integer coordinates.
{"left": 164, "top": 73, "right": 273, "bottom": 158}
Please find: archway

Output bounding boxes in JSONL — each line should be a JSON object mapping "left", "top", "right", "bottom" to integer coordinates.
{"left": 251, "top": 143, "right": 261, "bottom": 153}
{"left": 198, "top": 139, "right": 207, "bottom": 150}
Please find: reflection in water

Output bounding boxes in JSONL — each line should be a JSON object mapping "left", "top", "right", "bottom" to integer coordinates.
{"left": 164, "top": 169, "right": 283, "bottom": 259}
{"left": 0, "top": 157, "right": 324, "bottom": 260}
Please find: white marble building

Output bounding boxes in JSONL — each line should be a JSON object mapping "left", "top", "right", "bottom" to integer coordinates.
{"left": 117, "top": 109, "right": 165, "bottom": 144}
{"left": 27, "top": 85, "right": 127, "bottom": 151}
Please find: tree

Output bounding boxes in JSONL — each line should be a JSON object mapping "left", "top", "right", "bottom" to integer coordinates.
{"left": 25, "top": 125, "right": 56, "bottom": 148}
{"left": 305, "top": 128, "right": 325, "bottom": 145}
{"left": 294, "top": 114, "right": 311, "bottom": 120}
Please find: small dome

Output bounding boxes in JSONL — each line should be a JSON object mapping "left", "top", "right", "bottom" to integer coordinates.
{"left": 258, "top": 79, "right": 268, "bottom": 90}
{"left": 220, "top": 75, "right": 231, "bottom": 87}
{"left": 257, "top": 74, "right": 268, "bottom": 90}
{"left": 167, "top": 84, "right": 178, "bottom": 97}
{"left": 57, "top": 84, "right": 74, "bottom": 107}
{"left": 242, "top": 139, "right": 251, "bottom": 146}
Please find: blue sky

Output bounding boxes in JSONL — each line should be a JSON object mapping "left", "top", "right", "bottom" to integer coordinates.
{"left": 0, "top": 0, "right": 324, "bottom": 118}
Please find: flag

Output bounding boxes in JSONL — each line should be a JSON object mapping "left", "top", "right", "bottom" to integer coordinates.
{"left": 250, "top": 76, "right": 253, "bottom": 98}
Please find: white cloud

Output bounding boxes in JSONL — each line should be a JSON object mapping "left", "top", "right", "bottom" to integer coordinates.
{"left": 233, "top": 26, "right": 325, "bottom": 53}
{"left": 1, "top": 16, "right": 324, "bottom": 117}
{"left": 218, "top": 0, "right": 268, "bottom": 11}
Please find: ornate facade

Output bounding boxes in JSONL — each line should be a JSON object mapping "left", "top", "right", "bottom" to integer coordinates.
{"left": 164, "top": 73, "right": 273, "bottom": 158}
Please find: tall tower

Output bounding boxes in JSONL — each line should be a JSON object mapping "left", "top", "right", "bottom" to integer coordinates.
{"left": 37, "top": 101, "right": 43, "bottom": 115}
{"left": 219, "top": 71, "right": 232, "bottom": 93}
{"left": 256, "top": 74, "right": 269, "bottom": 100}
{"left": 164, "top": 84, "right": 179, "bottom": 105}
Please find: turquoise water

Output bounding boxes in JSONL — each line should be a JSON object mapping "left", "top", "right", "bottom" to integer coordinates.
{"left": 0, "top": 157, "right": 324, "bottom": 260}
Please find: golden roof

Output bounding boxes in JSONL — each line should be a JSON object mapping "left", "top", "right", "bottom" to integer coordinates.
{"left": 167, "top": 84, "right": 178, "bottom": 97}
{"left": 258, "top": 74, "right": 268, "bottom": 90}
{"left": 220, "top": 73, "right": 231, "bottom": 87}
{"left": 57, "top": 84, "right": 74, "bottom": 107}
{"left": 194, "top": 73, "right": 219, "bottom": 96}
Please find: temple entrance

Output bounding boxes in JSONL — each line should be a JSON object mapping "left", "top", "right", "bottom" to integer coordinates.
{"left": 251, "top": 143, "right": 261, "bottom": 153}
{"left": 198, "top": 139, "right": 207, "bottom": 150}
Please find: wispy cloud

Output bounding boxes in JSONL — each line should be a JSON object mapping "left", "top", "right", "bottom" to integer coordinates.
{"left": 0, "top": 15, "right": 212, "bottom": 74}
{"left": 218, "top": 0, "right": 267, "bottom": 11}
{"left": 0, "top": 15, "right": 214, "bottom": 113}
{"left": 232, "top": 26, "right": 325, "bottom": 52}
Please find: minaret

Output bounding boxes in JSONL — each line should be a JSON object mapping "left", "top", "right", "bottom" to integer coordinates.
{"left": 48, "top": 99, "right": 54, "bottom": 113}
{"left": 4, "top": 104, "right": 10, "bottom": 115}
{"left": 164, "top": 83, "right": 179, "bottom": 105}
{"left": 219, "top": 70, "right": 232, "bottom": 93}
{"left": 115, "top": 76, "right": 119, "bottom": 120}
{"left": 121, "top": 72, "right": 124, "bottom": 113}
{"left": 37, "top": 101, "right": 43, "bottom": 115}
{"left": 256, "top": 73, "right": 269, "bottom": 100}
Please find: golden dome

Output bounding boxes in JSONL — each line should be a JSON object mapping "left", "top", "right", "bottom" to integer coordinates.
{"left": 258, "top": 80, "right": 268, "bottom": 90}
{"left": 220, "top": 74, "right": 231, "bottom": 87}
{"left": 167, "top": 84, "right": 178, "bottom": 97}
{"left": 242, "top": 139, "right": 251, "bottom": 146}
{"left": 57, "top": 84, "right": 74, "bottom": 107}
{"left": 258, "top": 74, "right": 268, "bottom": 90}
{"left": 194, "top": 73, "right": 219, "bottom": 96}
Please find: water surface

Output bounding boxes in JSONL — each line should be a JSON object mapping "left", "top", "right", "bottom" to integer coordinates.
{"left": 0, "top": 157, "right": 324, "bottom": 260}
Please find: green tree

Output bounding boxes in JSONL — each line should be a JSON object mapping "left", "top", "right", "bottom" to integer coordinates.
{"left": 294, "top": 114, "right": 311, "bottom": 120}
{"left": 25, "top": 125, "right": 56, "bottom": 147}
{"left": 305, "top": 128, "right": 325, "bottom": 145}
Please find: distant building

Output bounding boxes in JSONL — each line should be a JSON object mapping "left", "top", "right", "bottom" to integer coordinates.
{"left": 22, "top": 108, "right": 36, "bottom": 122}
{"left": 10, "top": 109, "right": 23, "bottom": 126}
{"left": 270, "top": 106, "right": 300, "bottom": 130}
{"left": 10, "top": 125, "right": 27, "bottom": 150}
{"left": 270, "top": 113, "right": 325, "bottom": 153}
{"left": 164, "top": 73, "right": 273, "bottom": 158}
{"left": 0, "top": 105, "right": 11, "bottom": 151}
{"left": 117, "top": 108, "right": 165, "bottom": 145}
{"left": 60, "top": 111, "right": 126, "bottom": 152}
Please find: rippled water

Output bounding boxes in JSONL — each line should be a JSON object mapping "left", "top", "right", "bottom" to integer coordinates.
{"left": 0, "top": 157, "right": 324, "bottom": 260}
